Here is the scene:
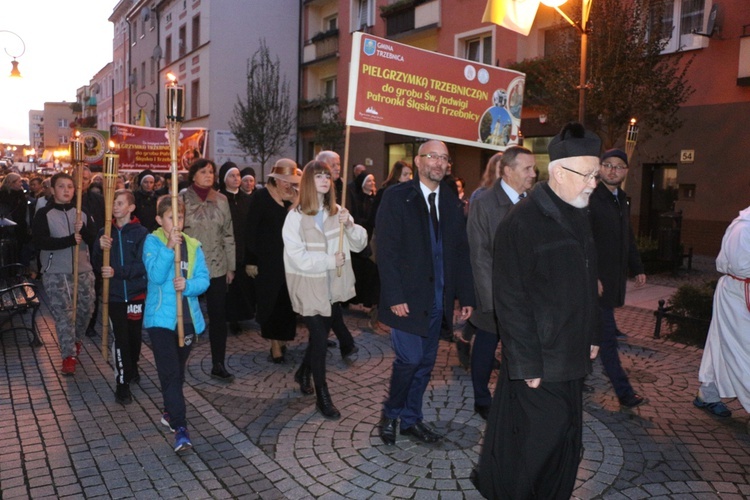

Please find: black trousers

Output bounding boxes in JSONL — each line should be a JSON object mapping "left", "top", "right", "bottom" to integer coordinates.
{"left": 149, "top": 324, "right": 195, "bottom": 430}
{"left": 330, "top": 303, "right": 354, "bottom": 353}
{"left": 302, "top": 314, "right": 334, "bottom": 388}
{"left": 109, "top": 300, "right": 143, "bottom": 385}
{"left": 205, "top": 276, "right": 228, "bottom": 367}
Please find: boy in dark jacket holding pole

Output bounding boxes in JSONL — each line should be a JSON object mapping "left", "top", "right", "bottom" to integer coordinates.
{"left": 92, "top": 189, "right": 149, "bottom": 405}
{"left": 33, "top": 172, "right": 97, "bottom": 375}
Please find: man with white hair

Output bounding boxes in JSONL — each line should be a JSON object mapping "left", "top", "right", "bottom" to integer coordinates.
{"left": 473, "top": 122, "right": 601, "bottom": 499}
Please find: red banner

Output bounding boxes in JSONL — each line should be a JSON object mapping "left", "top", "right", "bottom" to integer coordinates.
{"left": 346, "top": 33, "right": 525, "bottom": 151}
{"left": 109, "top": 123, "right": 207, "bottom": 172}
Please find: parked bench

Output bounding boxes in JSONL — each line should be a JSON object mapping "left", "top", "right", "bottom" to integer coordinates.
{"left": 0, "top": 264, "right": 42, "bottom": 347}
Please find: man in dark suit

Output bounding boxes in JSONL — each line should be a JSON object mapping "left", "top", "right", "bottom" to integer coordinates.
{"left": 589, "top": 148, "right": 647, "bottom": 408}
{"left": 464, "top": 146, "right": 536, "bottom": 420}
{"left": 474, "top": 123, "right": 601, "bottom": 499}
{"left": 376, "top": 139, "right": 475, "bottom": 445}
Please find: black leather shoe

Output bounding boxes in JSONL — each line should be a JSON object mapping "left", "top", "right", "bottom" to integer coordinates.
{"left": 379, "top": 417, "right": 397, "bottom": 445}
{"left": 326, "top": 339, "right": 337, "bottom": 348}
{"left": 115, "top": 384, "right": 132, "bottom": 405}
{"left": 619, "top": 393, "right": 647, "bottom": 408}
{"left": 211, "top": 363, "right": 235, "bottom": 382}
{"left": 315, "top": 385, "right": 341, "bottom": 420}
{"left": 341, "top": 344, "right": 359, "bottom": 359}
{"left": 474, "top": 404, "right": 490, "bottom": 420}
{"left": 400, "top": 422, "right": 441, "bottom": 443}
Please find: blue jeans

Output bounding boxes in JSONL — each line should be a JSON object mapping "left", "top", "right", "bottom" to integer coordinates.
{"left": 599, "top": 306, "right": 634, "bottom": 399}
{"left": 383, "top": 306, "right": 442, "bottom": 428}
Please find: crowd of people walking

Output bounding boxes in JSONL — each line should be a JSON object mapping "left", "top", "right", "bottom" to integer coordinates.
{"left": 2, "top": 123, "right": 746, "bottom": 500}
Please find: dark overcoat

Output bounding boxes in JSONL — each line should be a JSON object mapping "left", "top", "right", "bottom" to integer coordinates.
{"left": 467, "top": 180, "right": 514, "bottom": 333}
{"left": 376, "top": 178, "right": 475, "bottom": 336}
{"left": 493, "top": 182, "right": 600, "bottom": 382}
{"left": 244, "top": 188, "right": 291, "bottom": 324}
{"left": 588, "top": 182, "right": 645, "bottom": 308}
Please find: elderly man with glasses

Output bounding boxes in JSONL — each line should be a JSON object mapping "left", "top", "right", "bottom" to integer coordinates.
{"left": 473, "top": 122, "right": 601, "bottom": 499}
{"left": 376, "top": 139, "right": 474, "bottom": 445}
{"left": 589, "top": 148, "right": 648, "bottom": 409}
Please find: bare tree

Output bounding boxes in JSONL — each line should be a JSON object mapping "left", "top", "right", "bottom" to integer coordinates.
{"left": 230, "top": 39, "right": 294, "bottom": 182}
{"left": 511, "top": 0, "right": 694, "bottom": 148}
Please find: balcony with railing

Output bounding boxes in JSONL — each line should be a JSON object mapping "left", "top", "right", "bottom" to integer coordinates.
{"left": 380, "top": 0, "right": 439, "bottom": 38}
{"left": 302, "top": 29, "right": 339, "bottom": 65}
{"left": 298, "top": 98, "right": 338, "bottom": 130}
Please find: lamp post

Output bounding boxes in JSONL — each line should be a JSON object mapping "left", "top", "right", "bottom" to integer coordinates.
{"left": 540, "top": 0, "right": 593, "bottom": 124}
{"left": 135, "top": 91, "right": 158, "bottom": 126}
{"left": 0, "top": 30, "right": 25, "bottom": 78}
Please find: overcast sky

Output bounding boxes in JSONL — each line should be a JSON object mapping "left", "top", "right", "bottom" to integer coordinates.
{"left": 0, "top": 1, "right": 117, "bottom": 145}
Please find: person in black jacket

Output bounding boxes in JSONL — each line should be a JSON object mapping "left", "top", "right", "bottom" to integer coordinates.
{"left": 92, "top": 189, "right": 148, "bottom": 405}
{"left": 376, "top": 139, "right": 474, "bottom": 445}
{"left": 474, "top": 123, "right": 601, "bottom": 500}
{"left": 589, "top": 148, "right": 647, "bottom": 408}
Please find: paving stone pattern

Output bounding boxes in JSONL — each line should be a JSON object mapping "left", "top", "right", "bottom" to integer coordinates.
{"left": 1, "top": 280, "right": 750, "bottom": 499}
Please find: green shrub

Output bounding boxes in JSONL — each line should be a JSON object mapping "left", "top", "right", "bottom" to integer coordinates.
{"left": 665, "top": 281, "right": 716, "bottom": 347}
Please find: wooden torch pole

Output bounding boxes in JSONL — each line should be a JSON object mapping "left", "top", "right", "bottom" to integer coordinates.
{"left": 70, "top": 134, "right": 84, "bottom": 329}
{"left": 166, "top": 74, "right": 185, "bottom": 346}
{"left": 337, "top": 126, "right": 352, "bottom": 277}
{"left": 101, "top": 143, "right": 119, "bottom": 360}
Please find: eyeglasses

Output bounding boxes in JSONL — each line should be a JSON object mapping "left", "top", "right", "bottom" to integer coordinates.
{"left": 560, "top": 165, "right": 599, "bottom": 183}
{"left": 419, "top": 153, "right": 452, "bottom": 164}
{"left": 601, "top": 162, "right": 628, "bottom": 171}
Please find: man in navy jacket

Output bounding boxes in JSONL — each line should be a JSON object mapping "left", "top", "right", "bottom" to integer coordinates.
{"left": 376, "top": 139, "right": 474, "bottom": 445}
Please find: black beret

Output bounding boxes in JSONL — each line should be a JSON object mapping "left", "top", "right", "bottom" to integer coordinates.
{"left": 548, "top": 122, "right": 601, "bottom": 161}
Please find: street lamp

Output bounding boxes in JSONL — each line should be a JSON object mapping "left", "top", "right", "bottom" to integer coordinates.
{"left": 0, "top": 30, "right": 25, "bottom": 78}
{"left": 540, "top": 0, "right": 593, "bottom": 123}
{"left": 135, "top": 91, "right": 158, "bottom": 126}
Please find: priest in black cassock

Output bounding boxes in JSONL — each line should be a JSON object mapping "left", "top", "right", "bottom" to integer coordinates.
{"left": 473, "top": 122, "right": 602, "bottom": 499}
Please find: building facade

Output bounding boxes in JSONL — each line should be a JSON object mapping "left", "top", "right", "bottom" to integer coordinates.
{"left": 42, "top": 102, "right": 76, "bottom": 154}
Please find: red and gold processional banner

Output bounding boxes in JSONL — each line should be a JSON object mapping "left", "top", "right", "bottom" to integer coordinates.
{"left": 346, "top": 33, "right": 525, "bottom": 151}
{"left": 109, "top": 123, "right": 207, "bottom": 172}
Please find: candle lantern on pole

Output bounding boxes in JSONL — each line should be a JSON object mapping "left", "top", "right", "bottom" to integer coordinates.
{"left": 101, "top": 141, "right": 119, "bottom": 360}
{"left": 70, "top": 131, "right": 84, "bottom": 328}
{"left": 165, "top": 73, "right": 186, "bottom": 346}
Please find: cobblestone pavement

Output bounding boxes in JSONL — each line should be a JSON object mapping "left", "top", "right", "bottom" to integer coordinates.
{"left": 2, "top": 272, "right": 750, "bottom": 499}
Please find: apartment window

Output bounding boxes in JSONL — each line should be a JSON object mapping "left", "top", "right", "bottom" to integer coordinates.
{"left": 351, "top": 0, "right": 374, "bottom": 31}
{"left": 131, "top": 68, "right": 138, "bottom": 88}
{"left": 324, "top": 78, "right": 337, "bottom": 99}
{"left": 165, "top": 35, "right": 173, "bottom": 64}
{"left": 179, "top": 25, "right": 187, "bottom": 57}
{"left": 150, "top": 57, "right": 156, "bottom": 84}
{"left": 141, "top": 61, "right": 146, "bottom": 88}
{"left": 192, "top": 15, "right": 200, "bottom": 51}
{"left": 58, "top": 118, "right": 68, "bottom": 128}
{"left": 191, "top": 79, "right": 200, "bottom": 118}
{"left": 324, "top": 15, "right": 338, "bottom": 32}
{"left": 59, "top": 136, "right": 69, "bottom": 144}
{"left": 650, "top": 0, "right": 706, "bottom": 53}
{"left": 457, "top": 30, "right": 494, "bottom": 65}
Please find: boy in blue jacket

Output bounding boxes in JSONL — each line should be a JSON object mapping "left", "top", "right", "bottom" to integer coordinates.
{"left": 92, "top": 189, "right": 148, "bottom": 405}
{"left": 143, "top": 195, "right": 209, "bottom": 453}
